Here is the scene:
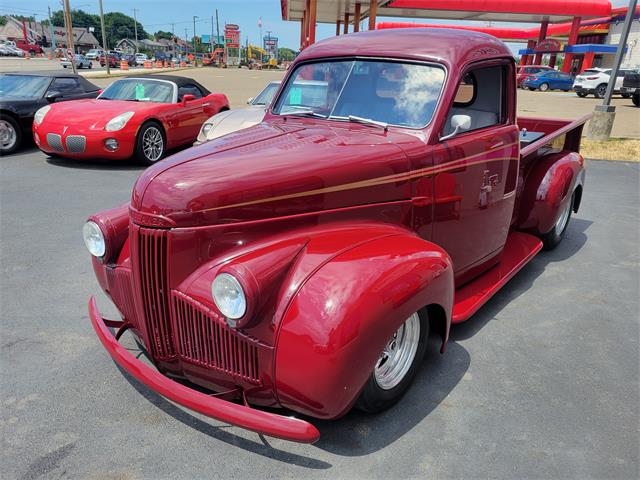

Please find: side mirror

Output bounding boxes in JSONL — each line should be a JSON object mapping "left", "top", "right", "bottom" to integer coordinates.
{"left": 181, "top": 94, "right": 196, "bottom": 106}
{"left": 440, "top": 114, "right": 471, "bottom": 141}
{"left": 45, "top": 90, "right": 62, "bottom": 102}
{"left": 246, "top": 97, "right": 254, "bottom": 104}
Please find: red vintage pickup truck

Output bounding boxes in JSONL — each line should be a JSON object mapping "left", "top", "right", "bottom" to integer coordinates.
{"left": 85, "top": 29, "right": 587, "bottom": 443}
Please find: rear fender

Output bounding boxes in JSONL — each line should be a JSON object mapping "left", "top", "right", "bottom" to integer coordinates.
{"left": 517, "top": 151, "right": 585, "bottom": 235}
{"left": 274, "top": 234, "right": 453, "bottom": 419}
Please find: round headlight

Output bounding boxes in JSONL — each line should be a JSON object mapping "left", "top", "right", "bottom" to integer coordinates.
{"left": 201, "top": 123, "right": 213, "bottom": 137}
{"left": 82, "top": 221, "right": 106, "bottom": 258}
{"left": 212, "top": 273, "right": 246, "bottom": 321}
{"left": 34, "top": 105, "right": 51, "bottom": 125}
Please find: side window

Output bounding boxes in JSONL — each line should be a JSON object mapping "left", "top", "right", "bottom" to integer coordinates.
{"left": 178, "top": 84, "right": 203, "bottom": 100}
{"left": 50, "top": 77, "right": 82, "bottom": 95}
{"left": 445, "top": 64, "right": 506, "bottom": 136}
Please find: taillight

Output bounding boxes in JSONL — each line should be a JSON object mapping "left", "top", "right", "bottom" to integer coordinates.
{"left": 586, "top": 76, "right": 599, "bottom": 80}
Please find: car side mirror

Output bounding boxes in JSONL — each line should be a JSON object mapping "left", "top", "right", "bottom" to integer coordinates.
{"left": 181, "top": 94, "right": 196, "bottom": 106}
{"left": 45, "top": 90, "right": 62, "bottom": 102}
{"left": 440, "top": 114, "right": 471, "bottom": 141}
{"left": 246, "top": 97, "right": 254, "bottom": 104}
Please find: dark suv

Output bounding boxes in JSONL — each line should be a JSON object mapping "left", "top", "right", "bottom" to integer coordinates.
{"left": 622, "top": 70, "right": 640, "bottom": 106}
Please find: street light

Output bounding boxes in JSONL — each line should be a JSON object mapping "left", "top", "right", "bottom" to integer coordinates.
{"left": 193, "top": 16, "right": 198, "bottom": 54}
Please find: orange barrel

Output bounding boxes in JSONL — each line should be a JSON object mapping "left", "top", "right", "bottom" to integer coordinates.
{"left": 163, "top": 60, "right": 168, "bottom": 68}
{"left": 180, "top": 61, "right": 186, "bottom": 68}
{"left": 47, "top": 52, "right": 53, "bottom": 60}
{"left": 25, "top": 51, "right": 31, "bottom": 60}
{"left": 144, "top": 60, "right": 152, "bottom": 69}
{"left": 120, "top": 59, "right": 128, "bottom": 70}
{"left": 156, "top": 60, "right": 162, "bottom": 68}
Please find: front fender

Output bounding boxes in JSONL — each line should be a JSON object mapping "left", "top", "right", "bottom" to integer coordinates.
{"left": 274, "top": 234, "right": 453, "bottom": 419}
{"left": 517, "top": 151, "right": 585, "bottom": 235}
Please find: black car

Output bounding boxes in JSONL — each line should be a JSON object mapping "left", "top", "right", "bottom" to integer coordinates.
{"left": 0, "top": 71, "right": 100, "bottom": 155}
{"left": 622, "top": 70, "right": 640, "bottom": 107}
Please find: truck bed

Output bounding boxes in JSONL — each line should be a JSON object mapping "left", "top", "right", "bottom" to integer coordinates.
{"left": 517, "top": 113, "right": 592, "bottom": 160}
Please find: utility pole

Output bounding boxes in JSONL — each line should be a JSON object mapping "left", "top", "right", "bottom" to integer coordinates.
{"left": 63, "top": 0, "right": 76, "bottom": 73}
{"left": 587, "top": 0, "right": 637, "bottom": 140}
{"left": 48, "top": 6, "right": 56, "bottom": 50}
{"left": 193, "top": 16, "right": 198, "bottom": 53}
{"left": 215, "top": 9, "right": 220, "bottom": 64}
{"left": 98, "top": 0, "right": 109, "bottom": 75}
{"left": 211, "top": 16, "right": 214, "bottom": 53}
{"left": 132, "top": 8, "right": 138, "bottom": 53}
{"left": 185, "top": 27, "right": 188, "bottom": 54}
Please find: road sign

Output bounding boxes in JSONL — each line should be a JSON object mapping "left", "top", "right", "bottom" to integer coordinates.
{"left": 67, "top": 48, "right": 74, "bottom": 61}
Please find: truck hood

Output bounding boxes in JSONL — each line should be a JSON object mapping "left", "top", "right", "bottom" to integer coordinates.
{"left": 132, "top": 120, "right": 416, "bottom": 227}
{"left": 42, "top": 98, "right": 165, "bottom": 128}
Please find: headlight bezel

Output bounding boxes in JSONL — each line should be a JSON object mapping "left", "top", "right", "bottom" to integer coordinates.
{"left": 34, "top": 105, "right": 51, "bottom": 125}
{"left": 82, "top": 220, "right": 106, "bottom": 258}
{"left": 105, "top": 111, "right": 135, "bottom": 132}
{"left": 201, "top": 122, "right": 214, "bottom": 137}
{"left": 211, "top": 272, "right": 247, "bottom": 325}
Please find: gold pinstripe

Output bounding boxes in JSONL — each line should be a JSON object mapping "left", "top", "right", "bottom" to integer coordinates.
{"left": 196, "top": 141, "right": 519, "bottom": 214}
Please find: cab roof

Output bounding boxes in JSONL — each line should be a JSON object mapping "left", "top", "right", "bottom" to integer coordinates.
{"left": 296, "top": 28, "right": 512, "bottom": 68}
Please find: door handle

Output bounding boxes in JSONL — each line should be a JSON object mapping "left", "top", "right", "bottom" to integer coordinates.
{"left": 490, "top": 141, "right": 504, "bottom": 149}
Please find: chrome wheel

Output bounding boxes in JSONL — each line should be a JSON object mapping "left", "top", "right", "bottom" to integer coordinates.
{"left": 0, "top": 119, "right": 17, "bottom": 152}
{"left": 555, "top": 198, "right": 572, "bottom": 234}
{"left": 374, "top": 313, "right": 421, "bottom": 390}
{"left": 142, "top": 126, "right": 163, "bottom": 162}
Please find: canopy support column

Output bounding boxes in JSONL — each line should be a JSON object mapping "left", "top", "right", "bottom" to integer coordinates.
{"left": 336, "top": 19, "right": 341, "bottom": 35}
{"left": 308, "top": 0, "right": 317, "bottom": 45}
{"left": 354, "top": 3, "right": 361, "bottom": 32}
{"left": 344, "top": 12, "right": 350, "bottom": 34}
{"left": 369, "top": 1, "right": 377, "bottom": 30}
{"left": 534, "top": 19, "right": 549, "bottom": 65}
{"left": 562, "top": 17, "right": 582, "bottom": 73}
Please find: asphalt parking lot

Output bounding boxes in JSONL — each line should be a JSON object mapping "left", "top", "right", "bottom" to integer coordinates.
{"left": 1, "top": 140, "right": 638, "bottom": 478}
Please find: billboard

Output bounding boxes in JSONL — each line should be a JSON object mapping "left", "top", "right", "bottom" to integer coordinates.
{"left": 224, "top": 24, "right": 240, "bottom": 48}
{"left": 263, "top": 34, "right": 278, "bottom": 60}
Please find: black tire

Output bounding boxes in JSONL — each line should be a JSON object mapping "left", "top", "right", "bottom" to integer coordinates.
{"left": 0, "top": 114, "right": 22, "bottom": 155}
{"left": 633, "top": 93, "right": 640, "bottom": 107}
{"left": 135, "top": 122, "right": 166, "bottom": 165}
{"left": 355, "top": 310, "right": 429, "bottom": 413}
{"left": 576, "top": 91, "right": 587, "bottom": 98}
{"left": 540, "top": 192, "right": 574, "bottom": 250}
{"left": 88, "top": 62, "right": 92, "bottom": 69}
{"left": 595, "top": 84, "right": 607, "bottom": 99}
{"left": 538, "top": 83, "right": 549, "bottom": 92}
{"left": 528, "top": 87, "right": 535, "bottom": 91}
{"left": 621, "top": 93, "right": 631, "bottom": 98}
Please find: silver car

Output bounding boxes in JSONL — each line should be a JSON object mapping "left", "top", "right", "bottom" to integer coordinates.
{"left": 61, "top": 54, "right": 92, "bottom": 69}
{"left": 195, "top": 80, "right": 328, "bottom": 144}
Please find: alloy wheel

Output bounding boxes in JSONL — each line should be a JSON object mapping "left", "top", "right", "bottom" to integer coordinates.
{"left": 142, "top": 126, "right": 163, "bottom": 162}
{"left": 374, "top": 313, "right": 421, "bottom": 390}
{"left": 0, "top": 119, "right": 17, "bottom": 152}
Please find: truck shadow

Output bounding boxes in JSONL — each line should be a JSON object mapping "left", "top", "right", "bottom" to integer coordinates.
{"left": 114, "top": 217, "right": 590, "bottom": 462}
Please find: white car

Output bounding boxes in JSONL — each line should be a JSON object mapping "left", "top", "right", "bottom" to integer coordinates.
{"left": 85, "top": 49, "right": 104, "bottom": 60}
{"left": 572, "top": 67, "right": 633, "bottom": 98}
{"left": 60, "top": 54, "right": 92, "bottom": 69}
{"left": 195, "top": 80, "right": 328, "bottom": 144}
{"left": 135, "top": 53, "right": 148, "bottom": 66}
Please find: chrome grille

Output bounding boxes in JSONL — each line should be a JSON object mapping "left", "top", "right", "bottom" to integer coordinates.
{"left": 65, "top": 135, "right": 86, "bottom": 153}
{"left": 172, "top": 293, "right": 261, "bottom": 384}
{"left": 46, "top": 133, "right": 64, "bottom": 152}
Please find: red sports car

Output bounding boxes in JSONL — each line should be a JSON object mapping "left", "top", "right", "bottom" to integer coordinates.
{"left": 33, "top": 75, "right": 229, "bottom": 164}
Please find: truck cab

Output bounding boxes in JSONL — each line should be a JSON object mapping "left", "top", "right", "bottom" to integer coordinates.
{"left": 85, "top": 28, "right": 587, "bottom": 443}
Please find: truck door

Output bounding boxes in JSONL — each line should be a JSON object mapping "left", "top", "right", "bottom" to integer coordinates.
{"left": 429, "top": 62, "right": 519, "bottom": 282}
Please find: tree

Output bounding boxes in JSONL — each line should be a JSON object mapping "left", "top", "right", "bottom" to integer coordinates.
{"left": 154, "top": 30, "right": 173, "bottom": 40}
{"left": 278, "top": 47, "right": 297, "bottom": 62}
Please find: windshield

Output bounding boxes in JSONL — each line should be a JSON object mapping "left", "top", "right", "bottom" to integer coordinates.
{"left": 0, "top": 75, "right": 50, "bottom": 98}
{"left": 98, "top": 79, "right": 174, "bottom": 103}
{"left": 272, "top": 60, "right": 445, "bottom": 128}
{"left": 252, "top": 83, "right": 280, "bottom": 105}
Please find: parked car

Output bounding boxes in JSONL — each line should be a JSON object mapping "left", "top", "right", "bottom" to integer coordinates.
{"left": 522, "top": 70, "right": 574, "bottom": 91}
{"left": 0, "top": 41, "right": 25, "bottom": 57}
{"left": 33, "top": 75, "right": 229, "bottom": 164}
{"left": 14, "top": 39, "right": 42, "bottom": 55}
{"left": 195, "top": 80, "right": 328, "bottom": 144}
{"left": 516, "top": 65, "right": 553, "bottom": 88}
{"left": 621, "top": 69, "right": 640, "bottom": 106}
{"left": 572, "top": 67, "right": 632, "bottom": 98}
{"left": 61, "top": 54, "right": 92, "bottom": 69}
{"left": 85, "top": 49, "right": 104, "bottom": 60}
{"left": 135, "top": 53, "right": 148, "bottom": 65}
{"left": 99, "top": 52, "right": 121, "bottom": 68}
{"left": 0, "top": 72, "right": 100, "bottom": 154}
{"left": 121, "top": 54, "right": 137, "bottom": 67}
{"left": 0, "top": 45, "right": 12, "bottom": 56}
{"left": 83, "top": 29, "right": 588, "bottom": 443}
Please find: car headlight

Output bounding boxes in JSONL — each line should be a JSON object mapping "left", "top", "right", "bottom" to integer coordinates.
{"left": 105, "top": 111, "right": 134, "bottom": 132}
{"left": 34, "top": 105, "right": 51, "bottom": 125}
{"left": 82, "top": 221, "right": 106, "bottom": 258}
{"left": 212, "top": 273, "right": 246, "bottom": 322}
{"left": 201, "top": 122, "right": 214, "bottom": 137}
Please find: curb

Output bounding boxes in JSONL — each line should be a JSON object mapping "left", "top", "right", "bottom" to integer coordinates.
{"left": 80, "top": 66, "right": 198, "bottom": 79}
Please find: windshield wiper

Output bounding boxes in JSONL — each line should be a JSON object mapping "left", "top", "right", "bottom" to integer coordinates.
{"left": 280, "top": 106, "right": 326, "bottom": 119}
{"left": 346, "top": 115, "right": 388, "bottom": 131}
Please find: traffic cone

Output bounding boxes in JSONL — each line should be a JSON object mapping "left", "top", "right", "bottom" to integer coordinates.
{"left": 120, "top": 59, "right": 128, "bottom": 70}
{"left": 163, "top": 60, "right": 168, "bottom": 68}
{"left": 25, "top": 51, "right": 31, "bottom": 60}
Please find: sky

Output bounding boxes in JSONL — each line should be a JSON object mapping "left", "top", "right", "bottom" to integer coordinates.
{"left": 1, "top": 0, "right": 632, "bottom": 50}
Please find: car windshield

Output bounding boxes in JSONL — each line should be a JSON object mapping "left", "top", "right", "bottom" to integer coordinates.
{"left": 252, "top": 83, "right": 280, "bottom": 105}
{"left": 0, "top": 74, "right": 50, "bottom": 98}
{"left": 272, "top": 59, "right": 446, "bottom": 128}
{"left": 98, "top": 78, "right": 174, "bottom": 103}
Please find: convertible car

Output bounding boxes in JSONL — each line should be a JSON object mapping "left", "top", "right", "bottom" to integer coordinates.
{"left": 33, "top": 75, "right": 229, "bottom": 164}
{"left": 0, "top": 71, "right": 100, "bottom": 155}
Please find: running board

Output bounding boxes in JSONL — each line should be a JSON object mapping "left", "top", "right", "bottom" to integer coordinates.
{"left": 452, "top": 232, "right": 543, "bottom": 324}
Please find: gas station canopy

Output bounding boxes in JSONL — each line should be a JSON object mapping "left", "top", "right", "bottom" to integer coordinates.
{"left": 281, "top": 0, "right": 613, "bottom": 24}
